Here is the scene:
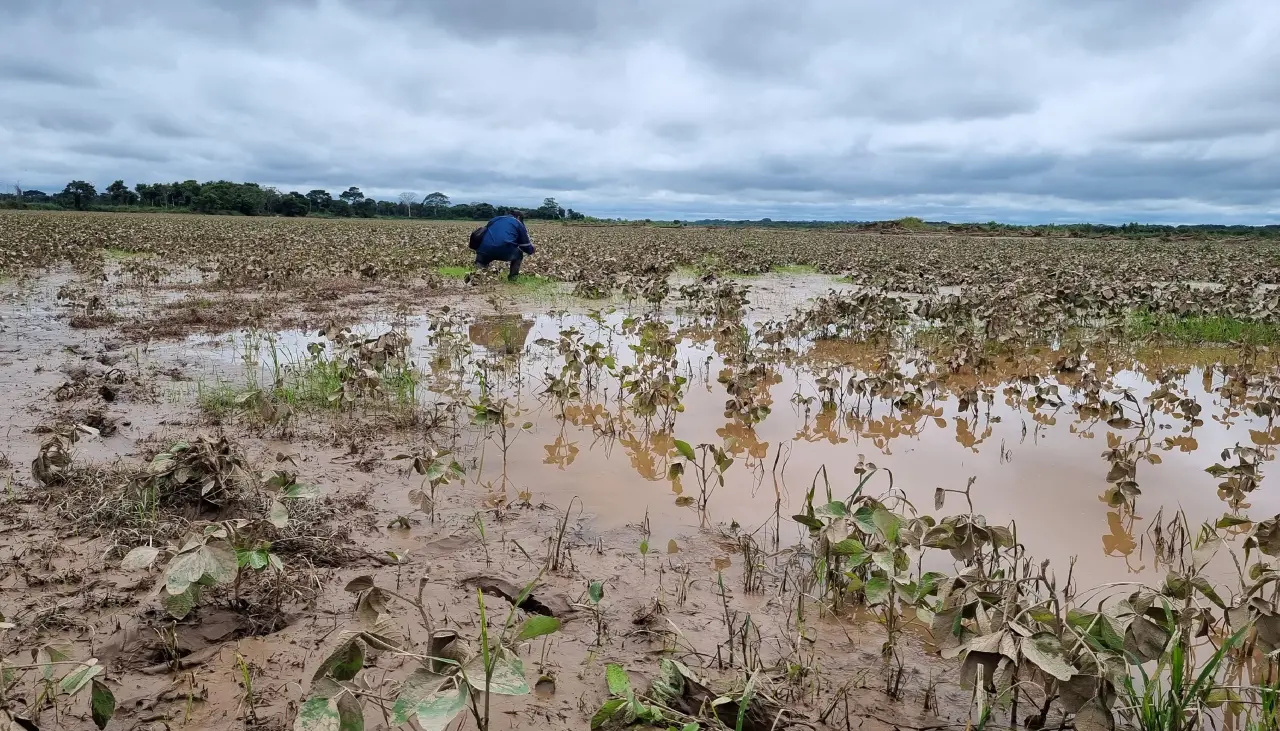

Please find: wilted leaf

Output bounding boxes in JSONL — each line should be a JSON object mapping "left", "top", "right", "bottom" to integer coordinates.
{"left": 1074, "top": 698, "right": 1115, "bottom": 731}
{"left": 470, "top": 654, "right": 529, "bottom": 696}
{"left": 283, "top": 482, "right": 321, "bottom": 500}
{"left": 1123, "top": 616, "right": 1170, "bottom": 664}
{"left": 165, "top": 541, "right": 237, "bottom": 595}
{"left": 313, "top": 638, "right": 365, "bottom": 683}
{"left": 392, "top": 670, "right": 466, "bottom": 731}
{"left": 344, "top": 575, "right": 375, "bottom": 593}
{"left": 120, "top": 545, "right": 160, "bottom": 571}
{"left": 269, "top": 500, "right": 290, "bottom": 528}
{"left": 588, "top": 581, "right": 604, "bottom": 604}
{"left": 1020, "top": 632, "right": 1076, "bottom": 681}
{"left": 162, "top": 585, "right": 199, "bottom": 619}
{"left": 294, "top": 695, "right": 340, "bottom": 731}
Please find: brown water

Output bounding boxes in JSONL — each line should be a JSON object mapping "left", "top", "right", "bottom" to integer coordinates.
{"left": 186, "top": 283, "right": 1279, "bottom": 593}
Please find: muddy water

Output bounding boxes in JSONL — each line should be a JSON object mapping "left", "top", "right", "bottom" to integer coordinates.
{"left": 181, "top": 280, "right": 1279, "bottom": 594}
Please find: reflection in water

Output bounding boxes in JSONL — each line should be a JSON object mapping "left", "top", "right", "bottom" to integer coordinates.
{"left": 221, "top": 303, "right": 1280, "bottom": 589}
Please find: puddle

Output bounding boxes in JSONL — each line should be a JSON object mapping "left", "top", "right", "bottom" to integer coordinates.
{"left": 179, "top": 289, "right": 1280, "bottom": 593}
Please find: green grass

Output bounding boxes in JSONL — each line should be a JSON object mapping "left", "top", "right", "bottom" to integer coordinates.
{"left": 1127, "top": 310, "right": 1280, "bottom": 345}
{"left": 437, "top": 266, "right": 470, "bottom": 279}
{"left": 196, "top": 381, "right": 239, "bottom": 418}
{"left": 507, "top": 274, "right": 557, "bottom": 292}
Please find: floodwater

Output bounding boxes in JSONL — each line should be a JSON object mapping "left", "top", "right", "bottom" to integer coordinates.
{"left": 185, "top": 278, "right": 1280, "bottom": 594}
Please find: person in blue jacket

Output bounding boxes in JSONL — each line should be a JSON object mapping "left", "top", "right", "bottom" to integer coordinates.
{"left": 472, "top": 210, "right": 535, "bottom": 281}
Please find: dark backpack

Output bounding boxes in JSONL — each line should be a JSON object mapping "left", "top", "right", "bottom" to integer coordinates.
{"left": 468, "top": 225, "right": 488, "bottom": 251}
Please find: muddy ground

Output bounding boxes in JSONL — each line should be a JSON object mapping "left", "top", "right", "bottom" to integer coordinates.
{"left": 0, "top": 266, "right": 979, "bottom": 731}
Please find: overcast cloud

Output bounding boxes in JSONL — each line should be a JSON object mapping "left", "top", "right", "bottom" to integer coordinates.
{"left": 1, "top": 0, "right": 1278, "bottom": 223}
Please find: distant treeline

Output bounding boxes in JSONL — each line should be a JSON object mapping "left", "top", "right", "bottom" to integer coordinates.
{"left": 683, "top": 216, "right": 1280, "bottom": 237}
{"left": 0, "top": 179, "right": 588, "bottom": 221}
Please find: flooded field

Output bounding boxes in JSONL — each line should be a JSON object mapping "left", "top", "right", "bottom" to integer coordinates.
{"left": 3, "top": 213, "right": 1280, "bottom": 731}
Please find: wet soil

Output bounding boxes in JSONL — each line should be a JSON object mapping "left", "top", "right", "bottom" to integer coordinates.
{"left": 0, "top": 265, "right": 1274, "bottom": 730}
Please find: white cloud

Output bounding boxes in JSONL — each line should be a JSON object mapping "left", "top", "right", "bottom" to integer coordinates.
{"left": 1, "top": 0, "right": 1278, "bottom": 222}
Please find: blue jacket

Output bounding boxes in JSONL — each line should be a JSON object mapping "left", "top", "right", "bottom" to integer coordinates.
{"left": 477, "top": 216, "right": 535, "bottom": 261}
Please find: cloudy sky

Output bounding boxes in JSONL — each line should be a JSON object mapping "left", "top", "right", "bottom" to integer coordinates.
{"left": 2, "top": 0, "right": 1278, "bottom": 223}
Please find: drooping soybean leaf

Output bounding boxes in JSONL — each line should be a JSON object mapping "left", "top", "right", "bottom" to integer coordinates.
{"left": 313, "top": 638, "right": 365, "bottom": 683}
{"left": 90, "top": 679, "right": 116, "bottom": 730}
{"left": 588, "top": 580, "right": 605, "bottom": 604}
{"left": 1019, "top": 632, "right": 1077, "bottom": 681}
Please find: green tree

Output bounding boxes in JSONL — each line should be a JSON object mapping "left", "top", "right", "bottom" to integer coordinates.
{"left": 61, "top": 180, "right": 97, "bottom": 210}
{"left": 279, "top": 192, "right": 309, "bottom": 217}
{"left": 535, "top": 197, "right": 563, "bottom": 219}
{"left": 305, "top": 189, "right": 332, "bottom": 212}
{"left": 339, "top": 186, "right": 364, "bottom": 204}
{"left": 422, "top": 191, "right": 450, "bottom": 217}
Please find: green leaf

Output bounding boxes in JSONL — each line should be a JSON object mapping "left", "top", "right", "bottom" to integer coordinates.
{"left": 674, "top": 439, "right": 696, "bottom": 461}
{"left": 90, "top": 679, "right": 115, "bottom": 730}
{"left": 819, "top": 501, "right": 847, "bottom": 517}
{"left": 830, "top": 538, "right": 868, "bottom": 565}
{"left": 606, "top": 663, "right": 631, "bottom": 697}
{"left": 392, "top": 671, "right": 467, "bottom": 731}
{"left": 516, "top": 615, "right": 561, "bottom": 642}
{"left": 165, "top": 541, "right": 238, "bottom": 595}
{"left": 872, "top": 508, "right": 901, "bottom": 543}
{"left": 792, "top": 514, "right": 823, "bottom": 530}
{"left": 1020, "top": 632, "right": 1077, "bottom": 681}
{"left": 640, "top": 538, "right": 649, "bottom": 555}
{"left": 59, "top": 661, "right": 103, "bottom": 696}
{"left": 852, "top": 506, "right": 878, "bottom": 535}
{"left": 591, "top": 698, "right": 628, "bottom": 729}
{"left": 864, "top": 576, "right": 890, "bottom": 606}
{"left": 588, "top": 580, "right": 605, "bottom": 604}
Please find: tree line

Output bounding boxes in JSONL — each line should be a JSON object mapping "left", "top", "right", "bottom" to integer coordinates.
{"left": 0, "top": 179, "right": 588, "bottom": 221}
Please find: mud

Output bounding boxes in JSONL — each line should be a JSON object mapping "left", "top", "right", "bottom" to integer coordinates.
{"left": 0, "top": 265, "right": 1274, "bottom": 730}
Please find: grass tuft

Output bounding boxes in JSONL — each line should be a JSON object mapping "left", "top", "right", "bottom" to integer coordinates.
{"left": 437, "top": 265, "right": 471, "bottom": 279}
{"left": 1127, "top": 310, "right": 1280, "bottom": 345}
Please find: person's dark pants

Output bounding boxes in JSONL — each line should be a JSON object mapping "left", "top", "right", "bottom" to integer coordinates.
{"left": 475, "top": 251, "right": 522, "bottom": 280}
